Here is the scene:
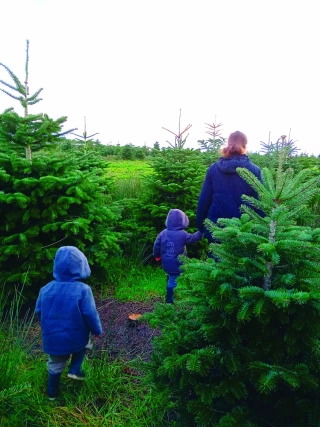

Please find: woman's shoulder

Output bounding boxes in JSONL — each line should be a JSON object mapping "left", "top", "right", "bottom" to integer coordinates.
{"left": 207, "top": 160, "right": 220, "bottom": 172}
{"left": 246, "top": 158, "right": 261, "bottom": 175}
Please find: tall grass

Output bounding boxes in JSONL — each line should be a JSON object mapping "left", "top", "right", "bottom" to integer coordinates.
{"left": 113, "top": 177, "right": 146, "bottom": 200}
{"left": 1, "top": 352, "right": 173, "bottom": 426}
{"left": 0, "top": 287, "right": 35, "bottom": 391}
{"left": 0, "top": 282, "right": 173, "bottom": 427}
{"left": 115, "top": 266, "right": 165, "bottom": 302}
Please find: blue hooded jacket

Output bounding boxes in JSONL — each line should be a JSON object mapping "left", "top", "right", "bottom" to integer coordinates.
{"left": 153, "top": 209, "right": 202, "bottom": 276}
{"left": 35, "top": 246, "right": 102, "bottom": 355}
{"left": 196, "top": 154, "right": 262, "bottom": 241}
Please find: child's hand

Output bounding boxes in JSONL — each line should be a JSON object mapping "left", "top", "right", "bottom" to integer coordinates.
{"left": 155, "top": 257, "right": 161, "bottom": 261}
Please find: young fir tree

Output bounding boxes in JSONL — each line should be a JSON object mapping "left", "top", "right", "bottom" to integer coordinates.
{"left": 121, "top": 148, "right": 207, "bottom": 258}
{"left": 145, "top": 166, "right": 320, "bottom": 426}
{"left": 0, "top": 41, "right": 122, "bottom": 296}
{"left": 144, "top": 148, "right": 206, "bottom": 230}
{"left": 0, "top": 40, "right": 76, "bottom": 160}
{"left": 0, "top": 146, "right": 121, "bottom": 294}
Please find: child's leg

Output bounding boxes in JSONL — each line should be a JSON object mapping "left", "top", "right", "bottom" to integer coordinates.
{"left": 68, "top": 348, "right": 86, "bottom": 379}
{"left": 47, "top": 355, "right": 69, "bottom": 399}
{"left": 166, "top": 275, "right": 179, "bottom": 303}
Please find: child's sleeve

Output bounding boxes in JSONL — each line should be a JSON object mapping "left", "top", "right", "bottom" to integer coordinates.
{"left": 153, "top": 232, "right": 162, "bottom": 258}
{"left": 184, "top": 230, "right": 203, "bottom": 244}
{"left": 81, "top": 287, "right": 103, "bottom": 336}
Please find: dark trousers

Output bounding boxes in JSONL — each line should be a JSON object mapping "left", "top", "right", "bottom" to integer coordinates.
{"left": 166, "top": 274, "right": 180, "bottom": 303}
{"left": 47, "top": 348, "right": 86, "bottom": 398}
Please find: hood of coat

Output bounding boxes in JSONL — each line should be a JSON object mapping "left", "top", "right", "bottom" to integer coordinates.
{"left": 165, "top": 209, "right": 189, "bottom": 230}
{"left": 53, "top": 246, "right": 91, "bottom": 282}
{"left": 217, "top": 154, "right": 251, "bottom": 174}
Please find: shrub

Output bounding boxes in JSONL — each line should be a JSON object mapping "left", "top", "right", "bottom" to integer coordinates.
{"left": 145, "top": 166, "right": 320, "bottom": 426}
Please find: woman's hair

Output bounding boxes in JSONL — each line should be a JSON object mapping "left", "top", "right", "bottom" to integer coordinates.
{"left": 221, "top": 131, "right": 247, "bottom": 157}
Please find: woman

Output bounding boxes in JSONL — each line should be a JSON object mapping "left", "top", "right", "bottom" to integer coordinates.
{"left": 196, "top": 130, "right": 262, "bottom": 242}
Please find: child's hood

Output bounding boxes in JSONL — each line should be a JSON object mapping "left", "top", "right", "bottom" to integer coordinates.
{"left": 53, "top": 246, "right": 91, "bottom": 282}
{"left": 165, "top": 209, "right": 189, "bottom": 230}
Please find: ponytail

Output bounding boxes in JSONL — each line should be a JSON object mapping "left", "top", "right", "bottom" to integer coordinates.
{"left": 221, "top": 131, "right": 247, "bottom": 157}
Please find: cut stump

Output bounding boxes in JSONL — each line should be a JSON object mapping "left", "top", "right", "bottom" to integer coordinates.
{"left": 128, "top": 313, "right": 142, "bottom": 327}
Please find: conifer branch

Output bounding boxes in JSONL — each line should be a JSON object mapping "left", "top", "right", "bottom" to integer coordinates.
{"left": 28, "top": 99, "right": 42, "bottom": 105}
{"left": 263, "top": 219, "right": 276, "bottom": 290}
{"left": 39, "top": 236, "right": 68, "bottom": 249}
{"left": 0, "top": 62, "right": 25, "bottom": 94}
{"left": 162, "top": 109, "right": 192, "bottom": 149}
{"left": 27, "top": 88, "right": 43, "bottom": 102}
{"left": 0, "top": 89, "right": 21, "bottom": 100}
{"left": 86, "top": 133, "right": 99, "bottom": 139}
{"left": 0, "top": 79, "right": 20, "bottom": 92}
{"left": 56, "top": 128, "right": 78, "bottom": 137}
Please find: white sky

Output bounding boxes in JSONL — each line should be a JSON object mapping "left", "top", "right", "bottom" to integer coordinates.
{"left": 0, "top": 0, "right": 319, "bottom": 154}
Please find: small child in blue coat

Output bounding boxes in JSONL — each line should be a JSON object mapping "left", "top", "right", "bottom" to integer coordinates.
{"left": 153, "top": 209, "right": 202, "bottom": 303}
{"left": 35, "top": 246, "right": 102, "bottom": 400}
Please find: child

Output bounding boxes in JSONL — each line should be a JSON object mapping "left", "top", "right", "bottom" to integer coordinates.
{"left": 35, "top": 246, "right": 102, "bottom": 400}
{"left": 153, "top": 209, "right": 202, "bottom": 303}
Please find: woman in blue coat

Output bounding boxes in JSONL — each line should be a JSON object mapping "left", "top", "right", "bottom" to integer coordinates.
{"left": 196, "top": 131, "right": 262, "bottom": 243}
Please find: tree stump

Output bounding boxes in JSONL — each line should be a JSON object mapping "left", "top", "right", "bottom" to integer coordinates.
{"left": 128, "top": 313, "right": 142, "bottom": 327}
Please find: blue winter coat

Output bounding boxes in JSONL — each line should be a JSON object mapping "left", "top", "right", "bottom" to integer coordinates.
{"left": 196, "top": 155, "right": 262, "bottom": 241}
{"left": 35, "top": 246, "right": 102, "bottom": 355}
{"left": 153, "top": 209, "right": 202, "bottom": 276}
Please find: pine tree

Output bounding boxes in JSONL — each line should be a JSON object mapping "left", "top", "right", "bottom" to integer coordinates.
{"left": 0, "top": 41, "right": 122, "bottom": 297}
{"left": 0, "top": 147, "right": 121, "bottom": 294}
{"left": 0, "top": 40, "right": 75, "bottom": 160}
{"left": 145, "top": 165, "right": 320, "bottom": 426}
{"left": 197, "top": 120, "right": 225, "bottom": 154}
{"left": 0, "top": 109, "right": 74, "bottom": 157}
{"left": 124, "top": 148, "right": 207, "bottom": 257}
{"left": 69, "top": 116, "right": 99, "bottom": 155}
{"left": 145, "top": 148, "right": 206, "bottom": 229}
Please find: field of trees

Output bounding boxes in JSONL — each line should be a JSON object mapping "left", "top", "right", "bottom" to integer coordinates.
{"left": 2, "top": 43, "right": 320, "bottom": 426}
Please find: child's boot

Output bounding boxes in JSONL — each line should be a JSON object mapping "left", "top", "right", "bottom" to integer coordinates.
{"left": 67, "top": 349, "right": 86, "bottom": 380}
{"left": 166, "top": 287, "right": 174, "bottom": 304}
{"left": 48, "top": 373, "right": 61, "bottom": 400}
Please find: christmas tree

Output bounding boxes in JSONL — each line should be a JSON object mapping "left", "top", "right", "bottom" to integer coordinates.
{"left": 145, "top": 165, "right": 320, "bottom": 426}
{"left": 0, "top": 41, "right": 121, "bottom": 296}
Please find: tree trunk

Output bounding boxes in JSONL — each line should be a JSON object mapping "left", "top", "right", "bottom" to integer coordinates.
{"left": 25, "top": 145, "right": 32, "bottom": 161}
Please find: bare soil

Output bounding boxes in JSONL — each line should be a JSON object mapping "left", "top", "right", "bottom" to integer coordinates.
{"left": 28, "top": 297, "right": 161, "bottom": 362}
{"left": 93, "top": 298, "right": 161, "bottom": 361}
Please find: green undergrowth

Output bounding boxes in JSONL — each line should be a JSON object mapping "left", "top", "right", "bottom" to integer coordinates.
{"left": 115, "top": 266, "right": 166, "bottom": 302}
{"left": 108, "top": 159, "right": 153, "bottom": 200}
{"left": 108, "top": 160, "right": 153, "bottom": 179}
{"left": 0, "top": 272, "right": 173, "bottom": 427}
{"left": 0, "top": 352, "right": 173, "bottom": 426}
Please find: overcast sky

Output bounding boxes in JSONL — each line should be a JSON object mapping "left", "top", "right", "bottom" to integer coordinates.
{"left": 0, "top": 0, "right": 319, "bottom": 154}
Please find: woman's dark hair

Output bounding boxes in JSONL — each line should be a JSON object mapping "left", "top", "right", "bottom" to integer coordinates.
{"left": 221, "top": 131, "right": 247, "bottom": 157}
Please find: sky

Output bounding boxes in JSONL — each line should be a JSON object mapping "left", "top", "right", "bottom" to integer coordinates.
{"left": 0, "top": 0, "right": 319, "bottom": 154}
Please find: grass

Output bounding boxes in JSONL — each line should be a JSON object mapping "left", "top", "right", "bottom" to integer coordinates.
{"left": 115, "top": 266, "right": 165, "bottom": 302}
{"left": 0, "top": 353, "right": 172, "bottom": 426}
{"left": 108, "top": 159, "right": 153, "bottom": 200}
{"left": 0, "top": 271, "right": 173, "bottom": 427}
{"left": 108, "top": 160, "right": 153, "bottom": 179}
{"left": 112, "top": 176, "right": 146, "bottom": 200}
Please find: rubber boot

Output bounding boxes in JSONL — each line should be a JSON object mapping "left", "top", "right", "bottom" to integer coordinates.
{"left": 166, "top": 287, "right": 174, "bottom": 304}
{"left": 48, "top": 373, "right": 61, "bottom": 400}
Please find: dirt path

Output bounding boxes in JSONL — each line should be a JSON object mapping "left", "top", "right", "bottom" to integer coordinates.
{"left": 28, "top": 297, "right": 161, "bottom": 362}
{"left": 93, "top": 298, "right": 161, "bottom": 361}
